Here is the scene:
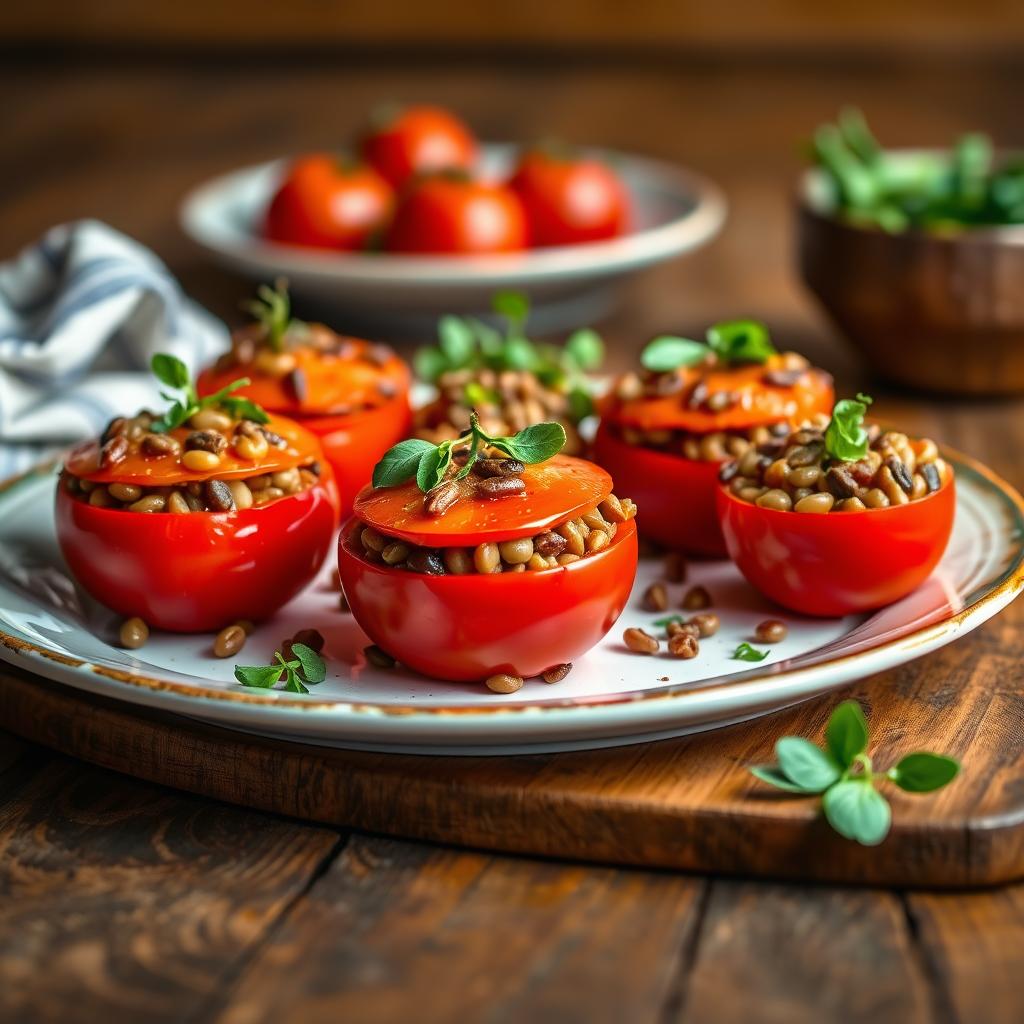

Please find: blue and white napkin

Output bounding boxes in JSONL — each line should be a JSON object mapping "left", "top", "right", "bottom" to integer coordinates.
{"left": 0, "top": 220, "right": 229, "bottom": 477}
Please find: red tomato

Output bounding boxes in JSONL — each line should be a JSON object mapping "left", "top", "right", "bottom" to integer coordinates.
{"left": 385, "top": 175, "right": 527, "bottom": 255}
{"left": 592, "top": 422, "right": 726, "bottom": 557}
{"left": 354, "top": 454, "right": 612, "bottom": 546}
{"left": 198, "top": 339, "right": 412, "bottom": 520}
{"left": 716, "top": 479, "right": 956, "bottom": 616}
{"left": 509, "top": 149, "right": 630, "bottom": 247}
{"left": 265, "top": 155, "right": 394, "bottom": 251}
{"left": 339, "top": 520, "right": 637, "bottom": 681}
{"left": 361, "top": 105, "right": 477, "bottom": 189}
{"left": 56, "top": 467, "right": 339, "bottom": 632}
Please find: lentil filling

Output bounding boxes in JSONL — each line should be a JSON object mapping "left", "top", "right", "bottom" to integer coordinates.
{"left": 720, "top": 423, "right": 949, "bottom": 513}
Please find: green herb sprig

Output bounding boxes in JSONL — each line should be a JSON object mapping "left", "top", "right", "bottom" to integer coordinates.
{"left": 150, "top": 354, "right": 268, "bottom": 433}
{"left": 733, "top": 642, "right": 769, "bottom": 662}
{"left": 823, "top": 393, "right": 873, "bottom": 463}
{"left": 413, "top": 291, "right": 603, "bottom": 422}
{"left": 750, "top": 700, "right": 960, "bottom": 845}
{"left": 373, "top": 411, "right": 567, "bottom": 493}
{"left": 811, "top": 107, "right": 1024, "bottom": 232}
{"left": 640, "top": 319, "right": 777, "bottom": 373}
{"left": 242, "top": 280, "right": 304, "bottom": 353}
{"left": 234, "top": 643, "right": 326, "bottom": 695}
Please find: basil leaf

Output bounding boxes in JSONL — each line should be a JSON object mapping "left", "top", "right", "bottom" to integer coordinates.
{"left": 234, "top": 665, "right": 284, "bottom": 688}
{"left": 492, "top": 289, "right": 530, "bottom": 324}
{"left": 775, "top": 737, "right": 842, "bottom": 793}
{"left": 437, "top": 315, "right": 475, "bottom": 366}
{"left": 732, "top": 642, "right": 769, "bottom": 662}
{"left": 491, "top": 421, "right": 566, "bottom": 464}
{"left": 640, "top": 336, "right": 708, "bottom": 373}
{"left": 503, "top": 336, "right": 537, "bottom": 371}
{"left": 282, "top": 667, "right": 309, "bottom": 694}
{"left": 467, "top": 317, "right": 503, "bottom": 357}
{"left": 372, "top": 438, "right": 435, "bottom": 488}
{"left": 152, "top": 400, "right": 189, "bottom": 434}
{"left": 290, "top": 643, "right": 326, "bottom": 684}
{"left": 151, "top": 353, "right": 190, "bottom": 390}
{"left": 823, "top": 780, "right": 891, "bottom": 846}
{"left": 824, "top": 393, "right": 873, "bottom": 462}
{"left": 202, "top": 377, "right": 248, "bottom": 406}
{"left": 220, "top": 397, "right": 270, "bottom": 424}
{"left": 416, "top": 441, "right": 452, "bottom": 492}
{"left": 413, "top": 346, "right": 449, "bottom": 383}
{"left": 889, "top": 752, "right": 960, "bottom": 793}
{"left": 565, "top": 328, "right": 604, "bottom": 371}
{"left": 825, "top": 699, "right": 869, "bottom": 769}
{"left": 749, "top": 765, "right": 821, "bottom": 794}
{"left": 706, "top": 319, "right": 776, "bottom": 365}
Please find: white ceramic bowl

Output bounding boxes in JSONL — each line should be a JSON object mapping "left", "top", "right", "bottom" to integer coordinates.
{"left": 179, "top": 145, "right": 727, "bottom": 334}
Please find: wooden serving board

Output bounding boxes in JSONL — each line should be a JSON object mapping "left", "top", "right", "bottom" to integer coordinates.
{"left": 1, "top": 597, "right": 1022, "bottom": 889}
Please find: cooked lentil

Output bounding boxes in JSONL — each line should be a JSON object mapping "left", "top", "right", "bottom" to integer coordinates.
{"left": 119, "top": 616, "right": 149, "bottom": 650}
{"left": 541, "top": 663, "right": 573, "bottom": 684}
{"left": 721, "top": 425, "right": 949, "bottom": 513}
{"left": 754, "top": 620, "right": 788, "bottom": 643}
{"left": 681, "top": 585, "right": 712, "bottom": 610}
{"left": 623, "top": 627, "right": 660, "bottom": 654}
{"left": 485, "top": 673, "right": 525, "bottom": 694}
{"left": 213, "top": 624, "right": 247, "bottom": 658}
{"left": 643, "top": 582, "right": 669, "bottom": 611}
{"left": 689, "top": 612, "right": 720, "bottom": 638}
{"left": 668, "top": 633, "right": 700, "bottom": 658}
{"left": 664, "top": 551, "right": 687, "bottom": 583}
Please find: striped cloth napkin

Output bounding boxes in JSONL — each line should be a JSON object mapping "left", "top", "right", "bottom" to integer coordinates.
{"left": 0, "top": 220, "right": 228, "bottom": 479}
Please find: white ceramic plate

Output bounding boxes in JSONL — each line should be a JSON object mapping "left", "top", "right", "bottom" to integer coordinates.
{"left": 179, "top": 146, "right": 727, "bottom": 334}
{"left": 0, "top": 452, "right": 1021, "bottom": 754}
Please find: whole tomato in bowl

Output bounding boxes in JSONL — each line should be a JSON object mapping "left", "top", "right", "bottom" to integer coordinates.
{"left": 509, "top": 147, "right": 631, "bottom": 247}
{"left": 361, "top": 104, "right": 478, "bottom": 190}
{"left": 386, "top": 174, "right": 528, "bottom": 255}
{"left": 265, "top": 154, "right": 394, "bottom": 251}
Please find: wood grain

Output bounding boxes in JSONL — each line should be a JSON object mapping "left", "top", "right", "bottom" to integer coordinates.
{"left": 0, "top": 743, "right": 341, "bottom": 1024}
{"left": 3, "top": 588, "right": 1022, "bottom": 887}
{"left": 214, "top": 834, "right": 702, "bottom": 1024}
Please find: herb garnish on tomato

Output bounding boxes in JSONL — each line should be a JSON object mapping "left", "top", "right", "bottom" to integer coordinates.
{"left": 640, "top": 318, "right": 778, "bottom": 372}
{"left": 823, "top": 392, "right": 873, "bottom": 461}
{"left": 150, "top": 353, "right": 268, "bottom": 432}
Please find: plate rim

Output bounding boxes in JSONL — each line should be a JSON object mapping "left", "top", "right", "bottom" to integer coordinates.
{"left": 1, "top": 446, "right": 1022, "bottom": 725}
{"left": 178, "top": 147, "right": 728, "bottom": 285}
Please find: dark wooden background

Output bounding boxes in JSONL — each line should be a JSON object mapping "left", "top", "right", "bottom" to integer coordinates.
{"left": 2, "top": 9, "right": 1024, "bottom": 1021}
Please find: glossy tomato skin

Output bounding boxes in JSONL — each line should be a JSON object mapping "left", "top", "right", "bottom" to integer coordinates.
{"left": 303, "top": 396, "right": 412, "bottom": 520}
{"left": 592, "top": 422, "right": 726, "bottom": 557}
{"left": 339, "top": 521, "right": 638, "bottom": 681}
{"left": 361, "top": 106, "right": 477, "bottom": 189}
{"left": 265, "top": 155, "right": 394, "bottom": 251}
{"left": 509, "top": 150, "right": 630, "bottom": 247}
{"left": 56, "top": 469, "right": 339, "bottom": 632}
{"left": 717, "top": 480, "right": 956, "bottom": 617}
{"left": 386, "top": 176, "right": 527, "bottom": 254}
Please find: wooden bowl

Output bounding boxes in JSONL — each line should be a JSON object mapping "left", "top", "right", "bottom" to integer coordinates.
{"left": 796, "top": 164, "right": 1024, "bottom": 395}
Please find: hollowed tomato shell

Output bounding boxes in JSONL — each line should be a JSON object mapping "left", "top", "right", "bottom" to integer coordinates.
{"left": 716, "top": 479, "right": 956, "bottom": 616}
{"left": 55, "top": 469, "right": 339, "bottom": 632}
{"left": 592, "top": 422, "right": 726, "bottom": 557}
{"left": 338, "top": 520, "right": 638, "bottom": 681}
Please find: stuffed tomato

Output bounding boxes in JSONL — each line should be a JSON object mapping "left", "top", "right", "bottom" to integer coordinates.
{"left": 197, "top": 283, "right": 410, "bottom": 518}
{"left": 338, "top": 416, "right": 638, "bottom": 684}
{"left": 57, "top": 355, "right": 338, "bottom": 632}
{"left": 716, "top": 395, "right": 955, "bottom": 616}
{"left": 594, "top": 320, "right": 833, "bottom": 556}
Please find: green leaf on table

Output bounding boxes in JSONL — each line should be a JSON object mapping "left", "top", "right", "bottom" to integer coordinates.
{"left": 749, "top": 765, "right": 822, "bottom": 794}
{"left": 490, "top": 421, "right": 567, "bottom": 464}
{"left": 652, "top": 615, "right": 685, "bottom": 629}
{"left": 233, "top": 664, "right": 284, "bottom": 689}
{"left": 822, "top": 779, "right": 892, "bottom": 846}
{"left": 290, "top": 643, "right": 326, "bottom": 684}
{"left": 775, "top": 737, "right": 842, "bottom": 793}
{"left": 825, "top": 699, "right": 869, "bottom": 769}
{"left": 889, "top": 752, "right": 960, "bottom": 793}
{"left": 706, "top": 319, "right": 777, "bottom": 365}
{"left": 640, "top": 336, "right": 708, "bottom": 373}
{"left": 372, "top": 438, "right": 435, "bottom": 488}
{"left": 281, "top": 667, "right": 309, "bottom": 694}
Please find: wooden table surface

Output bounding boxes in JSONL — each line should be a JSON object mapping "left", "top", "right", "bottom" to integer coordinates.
{"left": 2, "top": 49, "right": 1024, "bottom": 1022}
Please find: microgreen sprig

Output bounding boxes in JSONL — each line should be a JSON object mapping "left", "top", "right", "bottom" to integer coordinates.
{"left": 149, "top": 354, "right": 269, "bottom": 433}
{"left": 750, "top": 700, "right": 960, "bottom": 845}
{"left": 372, "top": 411, "right": 567, "bottom": 493}
{"left": 413, "top": 291, "right": 603, "bottom": 422}
{"left": 234, "top": 643, "right": 326, "bottom": 695}
{"left": 823, "top": 392, "right": 873, "bottom": 463}
{"left": 733, "top": 642, "right": 769, "bottom": 662}
{"left": 640, "top": 319, "right": 777, "bottom": 373}
{"left": 242, "top": 279, "right": 304, "bottom": 353}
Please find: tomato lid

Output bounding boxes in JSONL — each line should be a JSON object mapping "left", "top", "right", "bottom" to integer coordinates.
{"left": 606, "top": 356, "right": 834, "bottom": 433}
{"left": 353, "top": 453, "right": 613, "bottom": 546}
{"left": 64, "top": 413, "right": 322, "bottom": 485}
{"left": 197, "top": 330, "right": 409, "bottom": 418}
